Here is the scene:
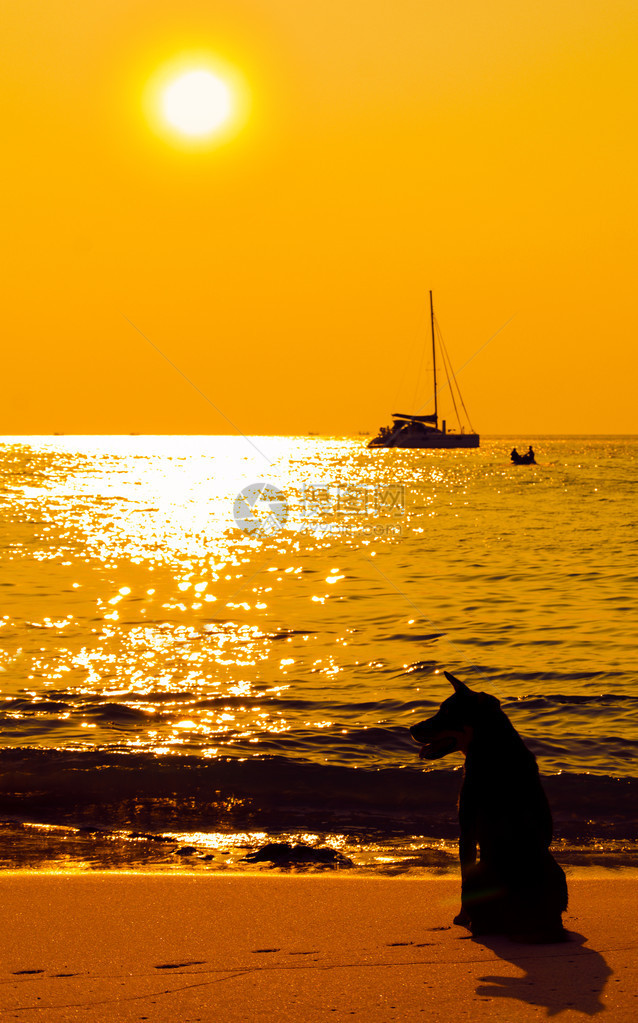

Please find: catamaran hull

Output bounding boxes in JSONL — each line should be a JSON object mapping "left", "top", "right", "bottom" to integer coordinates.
{"left": 368, "top": 430, "right": 480, "bottom": 449}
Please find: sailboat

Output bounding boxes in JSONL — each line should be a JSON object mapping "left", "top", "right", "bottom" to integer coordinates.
{"left": 368, "top": 291, "right": 480, "bottom": 449}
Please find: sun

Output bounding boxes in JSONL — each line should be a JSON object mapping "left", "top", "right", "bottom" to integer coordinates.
{"left": 144, "top": 55, "right": 247, "bottom": 148}
{"left": 162, "top": 70, "right": 232, "bottom": 137}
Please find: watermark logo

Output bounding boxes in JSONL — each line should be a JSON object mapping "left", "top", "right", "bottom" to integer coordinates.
{"left": 233, "top": 481, "right": 405, "bottom": 538}
{"left": 233, "top": 481, "right": 288, "bottom": 535}
{"left": 299, "top": 484, "right": 405, "bottom": 518}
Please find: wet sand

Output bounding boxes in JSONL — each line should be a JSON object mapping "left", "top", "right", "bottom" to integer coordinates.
{"left": 0, "top": 874, "right": 634, "bottom": 1021}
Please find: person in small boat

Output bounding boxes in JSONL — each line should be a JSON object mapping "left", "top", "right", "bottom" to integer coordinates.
{"left": 510, "top": 448, "right": 520, "bottom": 462}
{"left": 527, "top": 446, "right": 535, "bottom": 462}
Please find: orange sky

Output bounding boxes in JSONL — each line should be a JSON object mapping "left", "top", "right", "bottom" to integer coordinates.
{"left": 3, "top": 0, "right": 637, "bottom": 435}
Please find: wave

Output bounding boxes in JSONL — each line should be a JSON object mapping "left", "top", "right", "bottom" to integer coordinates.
{"left": 1, "top": 686, "right": 637, "bottom": 778}
{"left": 1, "top": 749, "right": 636, "bottom": 844}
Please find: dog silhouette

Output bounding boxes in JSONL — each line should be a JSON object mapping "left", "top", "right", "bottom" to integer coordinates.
{"left": 410, "top": 672, "right": 567, "bottom": 942}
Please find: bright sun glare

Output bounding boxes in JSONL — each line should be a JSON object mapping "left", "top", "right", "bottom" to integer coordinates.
{"left": 161, "top": 69, "right": 232, "bottom": 137}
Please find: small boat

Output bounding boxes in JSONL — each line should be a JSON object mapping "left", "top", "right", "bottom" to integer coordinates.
{"left": 368, "top": 291, "right": 479, "bottom": 449}
{"left": 511, "top": 447, "right": 536, "bottom": 465}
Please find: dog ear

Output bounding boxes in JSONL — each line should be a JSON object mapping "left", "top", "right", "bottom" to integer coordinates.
{"left": 444, "top": 671, "right": 471, "bottom": 693}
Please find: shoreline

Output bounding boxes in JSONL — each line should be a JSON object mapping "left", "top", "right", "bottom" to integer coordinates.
{"left": 1, "top": 874, "right": 635, "bottom": 1021}
{"left": 2, "top": 864, "right": 638, "bottom": 878}
{"left": 3, "top": 819, "right": 638, "bottom": 874}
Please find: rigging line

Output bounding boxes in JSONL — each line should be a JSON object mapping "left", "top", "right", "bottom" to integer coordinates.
{"left": 432, "top": 315, "right": 462, "bottom": 425}
{"left": 454, "top": 313, "right": 517, "bottom": 377}
{"left": 437, "top": 325, "right": 462, "bottom": 430}
{"left": 438, "top": 325, "right": 475, "bottom": 433}
{"left": 447, "top": 334, "right": 476, "bottom": 433}
{"left": 457, "top": 384, "right": 475, "bottom": 434}
{"left": 413, "top": 312, "right": 516, "bottom": 418}
{"left": 120, "top": 313, "right": 271, "bottom": 464}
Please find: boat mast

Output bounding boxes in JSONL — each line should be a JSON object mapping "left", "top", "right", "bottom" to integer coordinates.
{"left": 429, "top": 290, "right": 438, "bottom": 422}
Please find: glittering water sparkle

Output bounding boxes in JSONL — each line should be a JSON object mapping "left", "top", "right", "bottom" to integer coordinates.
{"left": 1, "top": 435, "right": 637, "bottom": 869}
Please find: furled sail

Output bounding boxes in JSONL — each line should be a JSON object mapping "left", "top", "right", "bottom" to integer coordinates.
{"left": 392, "top": 412, "right": 438, "bottom": 423}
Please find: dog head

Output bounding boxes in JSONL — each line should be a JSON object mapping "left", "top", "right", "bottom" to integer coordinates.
{"left": 410, "top": 672, "right": 500, "bottom": 760}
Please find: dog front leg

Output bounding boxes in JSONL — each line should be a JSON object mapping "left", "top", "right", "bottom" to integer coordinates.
{"left": 458, "top": 786, "right": 477, "bottom": 883}
{"left": 456, "top": 786, "right": 477, "bottom": 927}
{"left": 454, "top": 834, "right": 476, "bottom": 927}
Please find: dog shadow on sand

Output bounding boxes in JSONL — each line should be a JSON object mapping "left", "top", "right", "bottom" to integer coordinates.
{"left": 468, "top": 929, "right": 612, "bottom": 1016}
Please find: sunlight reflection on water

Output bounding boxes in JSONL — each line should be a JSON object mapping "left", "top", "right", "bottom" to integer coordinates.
{"left": 1, "top": 435, "right": 637, "bottom": 782}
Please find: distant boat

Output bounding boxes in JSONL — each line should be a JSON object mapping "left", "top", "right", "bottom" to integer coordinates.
{"left": 368, "top": 291, "right": 480, "bottom": 449}
{"left": 511, "top": 447, "right": 536, "bottom": 465}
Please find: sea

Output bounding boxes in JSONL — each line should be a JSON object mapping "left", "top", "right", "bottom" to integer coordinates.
{"left": 0, "top": 435, "right": 636, "bottom": 873}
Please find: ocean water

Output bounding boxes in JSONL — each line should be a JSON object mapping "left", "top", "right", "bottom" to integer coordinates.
{"left": 0, "top": 435, "right": 636, "bottom": 872}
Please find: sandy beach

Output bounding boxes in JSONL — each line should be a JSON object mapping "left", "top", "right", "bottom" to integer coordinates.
{"left": 0, "top": 874, "right": 635, "bottom": 1021}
